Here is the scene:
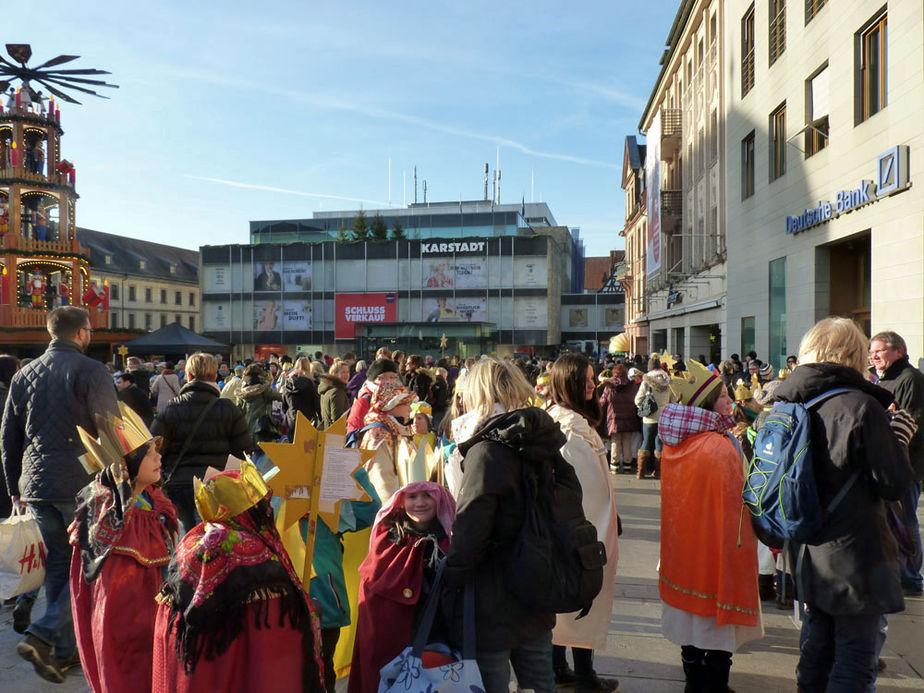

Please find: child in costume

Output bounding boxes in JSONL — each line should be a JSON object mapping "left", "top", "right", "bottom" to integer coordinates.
{"left": 69, "top": 403, "right": 179, "bottom": 692}
{"left": 410, "top": 400, "right": 437, "bottom": 451}
{"left": 348, "top": 481, "right": 456, "bottom": 693}
{"left": 360, "top": 381, "right": 416, "bottom": 503}
{"left": 152, "top": 460, "right": 324, "bottom": 693}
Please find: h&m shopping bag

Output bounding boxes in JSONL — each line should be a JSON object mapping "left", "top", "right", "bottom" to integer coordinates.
{"left": 0, "top": 505, "right": 46, "bottom": 599}
{"left": 379, "top": 559, "right": 483, "bottom": 693}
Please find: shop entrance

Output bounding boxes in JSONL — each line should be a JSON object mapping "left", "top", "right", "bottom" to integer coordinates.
{"left": 356, "top": 322, "right": 496, "bottom": 361}
{"left": 821, "top": 232, "right": 871, "bottom": 335}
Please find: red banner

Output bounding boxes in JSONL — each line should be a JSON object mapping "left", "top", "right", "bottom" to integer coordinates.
{"left": 335, "top": 293, "right": 396, "bottom": 339}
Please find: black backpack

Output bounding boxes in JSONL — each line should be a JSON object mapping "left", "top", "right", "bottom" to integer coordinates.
{"left": 505, "top": 452, "right": 607, "bottom": 617}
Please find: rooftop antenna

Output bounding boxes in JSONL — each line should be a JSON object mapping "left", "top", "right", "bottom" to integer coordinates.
{"left": 496, "top": 169, "right": 501, "bottom": 205}
{"left": 423, "top": 180, "right": 428, "bottom": 205}
{"left": 413, "top": 166, "right": 418, "bottom": 204}
{"left": 483, "top": 163, "right": 489, "bottom": 201}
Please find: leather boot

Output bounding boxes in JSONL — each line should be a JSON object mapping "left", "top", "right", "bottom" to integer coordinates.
{"left": 636, "top": 450, "right": 651, "bottom": 479}
{"left": 702, "top": 650, "right": 733, "bottom": 692}
{"left": 653, "top": 451, "right": 662, "bottom": 479}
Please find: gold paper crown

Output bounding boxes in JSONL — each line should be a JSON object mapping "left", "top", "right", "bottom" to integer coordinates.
{"left": 669, "top": 359, "right": 723, "bottom": 408}
{"left": 777, "top": 368, "right": 789, "bottom": 381}
{"left": 733, "top": 378, "right": 753, "bottom": 401}
{"left": 396, "top": 438, "right": 443, "bottom": 486}
{"left": 536, "top": 374, "right": 550, "bottom": 386}
{"left": 193, "top": 457, "right": 269, "bottom": 524}
{"left": 410, "top": 400, "right": 433, "bottom": 418}
{"left": 77, "top": 402, "right": 160, "bottom": 474}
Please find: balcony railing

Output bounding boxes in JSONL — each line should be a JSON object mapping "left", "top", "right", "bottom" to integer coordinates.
{"left": 660, "top": 189, "right": 683, "bottom": 224}
{"left": 660, "top": 108, "right": 682, "bottom": 161}
{"left": 0, "top": 304, "right": 108, "bottom": 329}
{"left": 741, "top": 50, "right": 755, "bottom": 97}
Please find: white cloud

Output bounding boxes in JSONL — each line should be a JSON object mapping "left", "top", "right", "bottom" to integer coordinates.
{"left": 186, "top": 175, "right": 395, "bottom": 208}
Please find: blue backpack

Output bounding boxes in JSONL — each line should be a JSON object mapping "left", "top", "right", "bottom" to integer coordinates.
{"left": 743, "top": 387, "right": 859, "bottom": 542}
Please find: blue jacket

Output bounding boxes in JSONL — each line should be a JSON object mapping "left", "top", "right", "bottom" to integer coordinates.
{"left": 1, "top": 339, "right": 119, "bottom": 502}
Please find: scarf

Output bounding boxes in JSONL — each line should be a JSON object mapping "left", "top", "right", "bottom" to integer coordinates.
{"left": 657, "top": 402, "right": 735, "bottom": 447}
{"left": 158, "top": 494, "right": 323, "bottom": 689}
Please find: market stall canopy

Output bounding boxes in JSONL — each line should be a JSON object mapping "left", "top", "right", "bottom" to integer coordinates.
{"left": 609, "top": 333, "right": 630, "bottom": 353}
{"left": 121, "top": 322, "right": 228, "bottom": 356}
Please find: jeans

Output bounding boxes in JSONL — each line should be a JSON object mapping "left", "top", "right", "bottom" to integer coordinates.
{"left": 477, "top": 630, "right": 555, "bottom": 693}
{"left": 868, "top": 615, "right": 888, "bottom": 693}
{"left": 640, "top": 422, "right": 662, "bottom": 453}
{"left": 26, "top": 500, "right": 76, "bottom": 660}
{"left": 609, "top": 433, "right": 635, "bottom": 465}
{"left": 165, "top": 482, "right": 200, "bottom": 535}
{"left": 899, "top": 481, "right": 923, "bottom": 590}
{"left": 797, "top": 604, "right": 880, "bottom": 692}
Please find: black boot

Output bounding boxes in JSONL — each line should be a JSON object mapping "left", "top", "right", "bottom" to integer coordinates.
{"left": 681, "top": 646, "right": 706, "bottom": 693}
{"left": 702, "top": 650, "right": 733, "bottom": 692}
{"left": 758, "top": 574, "right": 776, "bottom": 601}
{"left": 12, "top": 595, "right": 35, "bottom": 634}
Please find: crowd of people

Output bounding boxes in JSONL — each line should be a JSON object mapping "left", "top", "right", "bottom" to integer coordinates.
{"left": 0, "top": 305, "right": 921, "bottom": 692}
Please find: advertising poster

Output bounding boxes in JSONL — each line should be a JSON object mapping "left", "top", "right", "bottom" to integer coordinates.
{"left": 254, "top": 299, "right": 281, "bottom": 330}
{"left": 254, "top": 260, "right": 283, "bottom": 292}
{"left": 335, "top": 293, "right": 397, "bottom": 339}
{"left": 204, "top": 265, "right": 230, "bottom": 292}
{"left": 208, "top": 302, "right": 229, "bottom": 330}
{"left": 569, "top": 308, "right": 589, "bottom": 328}
{"left": 514, "top": 297, "right": 547, "bottom": 329}
{"left": 283, "top": 300, "right": 312, "bottom": 329}
{"left": 604, "top": 308, "right": 623, "bottom": 327}
{"left": 514, "top": 258, "right": 544, "bottom": 287}
{"left": 423, "top": 259, "right": 486, "bottom": 289}
{"left": 283, "top": 262, "right": 312, "bottom": 292}
{"left": 646, "top": 110, "right": 662, "bottom": 275}
{"left": 423, "top": 297, "right": 487, "bottom": 322}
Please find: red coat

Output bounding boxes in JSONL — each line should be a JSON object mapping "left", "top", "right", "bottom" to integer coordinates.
{"left": 70, "top": 487, "right": 176, "bottom": 693}
{"left": 599, "top": 378, "right": 641, "bottom": 435}
{"left": 348, "top": 526, "right": 450, "bottom": 693}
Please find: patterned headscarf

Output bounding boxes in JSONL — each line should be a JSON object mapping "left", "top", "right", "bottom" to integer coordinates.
{"left": 373, "top": 481, "right": 456, "bottom": 539}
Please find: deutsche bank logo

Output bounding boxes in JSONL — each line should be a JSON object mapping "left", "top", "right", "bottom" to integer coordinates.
{"left": 877, "top": 146, "right": 910, "bottom": 197}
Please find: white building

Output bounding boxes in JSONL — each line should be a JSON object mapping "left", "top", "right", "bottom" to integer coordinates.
{"left": 724, "top": 0, "right": 923, "bottom": 366}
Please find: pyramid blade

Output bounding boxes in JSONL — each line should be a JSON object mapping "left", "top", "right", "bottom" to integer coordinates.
{"left": 5, "top": 44, "right": 32, "bottom": 64}
{"left": 33, "top": 54, "right": 79, "bottom": 70}
{"left": 36, "top": 80, "right": 80, "bottom": 104}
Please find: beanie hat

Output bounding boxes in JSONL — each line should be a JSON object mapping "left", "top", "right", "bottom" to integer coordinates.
{"left": 758, "top": 362, "right": 774, "bottom": 380}
{"left": 367, "top": 358, "right": 399, "bottom": 383}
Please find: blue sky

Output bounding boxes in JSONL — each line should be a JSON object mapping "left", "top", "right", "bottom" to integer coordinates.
{"left": 8, "top": 1, "right": 678, "bottom": 256}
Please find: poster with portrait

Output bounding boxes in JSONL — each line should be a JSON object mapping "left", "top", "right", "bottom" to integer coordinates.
{"left": 568, "top": 308, "right": 589, "bottom": 328}
{"left": 603, "top": 307, "right": 623, "bottom": 327}
{"left": 254, "top": 261, "right": 283, "bottom": 292}
{"left": 282, "top": 300, "right": 312, "bottom": 329}
{"left": 283, "top": 262, "right": 312, "bottom": 292}
{"left": 422, "top": 297, "right": 487, "bottom": 322}
{"left": 254, "top": 299, "right": 281, "bottom": 330}
{"left": 422, "top": 259, "right": 486, "bottom": 289}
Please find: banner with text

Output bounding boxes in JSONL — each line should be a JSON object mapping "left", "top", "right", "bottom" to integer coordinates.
{"left": 335, "top": 292, "right": 397, "bottom": 339}
{"left": 422, "top": 297, "right": 487, "bottom": 323}
{"left": 645, "top": 110, "right": 662, "bottom": 275}
{"left": 423, "top": 259, "right": 486, "bottom": 289}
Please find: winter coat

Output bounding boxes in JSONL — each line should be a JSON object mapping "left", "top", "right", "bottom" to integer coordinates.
{"left": 283, "top": 375, "right": 320, "bottom": 431}
{"left": 150, "top": 370, "right": 181, "bottom": 413}
{"left": 634, "top": 369, "right": 674, "bottom": 425}
{"left": 150, "top": 380, "right": 253, "bottom": 486}
{"left": 318, "top": 375, "right": 349, "bottom": 430}
{"left": 128, "top": 367, "right": 152, "bottom": 397}
{"left": 599, "top": 378, "right": 641, "bottom": 435}
{"left": 876, "top": 356, "right": 924, "bottom": 482}
{"left": 442, "top": 407, "right": 566, "bottom": 651}
{"left": 118, "top": 384, "right": 155, "bottom": 426}
{"left": 236, "top": 379, "right": 283, "bottom": 443}
{"left": 406, "top": 369, "right": 433, "bottom": 405}
{"left": 219, "top": 375, "right": 243, "bottom": 402}
{"left": 774, "top": 363, "right": 912, "bottom": 616}
{"left": 545, "top": 404, "right": 620, "bottom": 651}
{"left": 1, "top": 340, "right": 119, "bottom": 502}
{"left": 429, "top": 376, "right": 451, "bottom": 414}
{"left": 346, "top": 369, "right": 368, "bottom": 404}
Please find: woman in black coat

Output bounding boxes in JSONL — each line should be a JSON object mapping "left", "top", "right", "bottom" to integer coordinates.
{"left": 773, "top": 318, "right": 913, "bottom": 692}
{"left": 283, "top": 357, "right": 320, "bottom": 433}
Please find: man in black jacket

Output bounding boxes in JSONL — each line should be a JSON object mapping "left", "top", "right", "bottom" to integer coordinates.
{"left": 870, "top": 330, "right": 924, "bottom": 595}
{"left": 1, "top": 306, "right": 119, "bottom": 683}
{"left": 116, "top": 371, "right": 155, "bottom": 426}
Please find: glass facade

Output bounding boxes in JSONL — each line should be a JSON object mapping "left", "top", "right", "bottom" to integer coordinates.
{"left": 768, "top": 257, "right": 787, "bottom": 369}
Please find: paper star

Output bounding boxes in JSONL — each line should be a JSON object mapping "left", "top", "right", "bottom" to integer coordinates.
{"left": 261, "top": 411, "right": 318, "bottom": 529}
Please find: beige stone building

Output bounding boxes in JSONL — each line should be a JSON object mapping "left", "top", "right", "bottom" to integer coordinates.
{"left": 724, "top": 0, "right": 924, "bottom": 366}
{"left": 617, "top": 136, "right": 649, "bottom": 354}
{"left": 638, "top": 0, "right": 728, "bottom": 363}
{"left": 78, "top": 228, "right": 200, "bottom": 333}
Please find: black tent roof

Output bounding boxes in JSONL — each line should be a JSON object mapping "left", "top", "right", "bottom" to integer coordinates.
{"left": 122, "top": 322, "right": 228, "bottom": 355}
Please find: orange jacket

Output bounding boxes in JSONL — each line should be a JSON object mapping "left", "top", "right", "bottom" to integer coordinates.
{"left": 659, "top": 431, "right": 759, "bottom": 627}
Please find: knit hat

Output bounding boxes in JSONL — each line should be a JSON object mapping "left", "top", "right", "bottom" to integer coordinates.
{"left": 758, "top": 362, "right": 774, "bottom": 380}
{"left": 234, "top": 364, "right": 244, "bottom": 373}
{"left": 370, "top": 381, "right": 415, "bottom": 412}
{"left": 628, "top": 367, "right": 643, "bottom": 380}
{"left": 753, "top": 380, "right": 783, "bottom": 407}
{"left": 733, "top": 378, "right": 753, "bottom": 401}
{"left": 669, "top": 359, "right": 724, "bottom": 408}
{"left": 597, "top": 369, "right": 612, "bottom": 383}
{"left": 367, "top": 358, "right": 399, "bottom": 383}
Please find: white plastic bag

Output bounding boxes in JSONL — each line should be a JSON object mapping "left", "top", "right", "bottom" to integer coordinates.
{"left": 0, "top": 505, "right": 46, "bottom": 599}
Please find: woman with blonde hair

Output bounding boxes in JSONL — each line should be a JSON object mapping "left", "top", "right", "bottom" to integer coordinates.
{"left": 283, "top": 357, "right": 320, "bottom": 435}
{"left": 544, "top": 354, "right": 620, "bottom": 691}
{"left": 773, "top": 317, "right": 914, "bottom": 691}
{"left": 442, "top": 359, "right": 578, "bottom": 692}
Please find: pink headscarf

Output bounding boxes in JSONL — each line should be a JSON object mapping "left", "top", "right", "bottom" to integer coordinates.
{"left": 372, "top": 481, "right": 456, "bottom": 539}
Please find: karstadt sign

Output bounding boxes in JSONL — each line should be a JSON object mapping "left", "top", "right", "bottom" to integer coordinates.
{"left": 420, "top": 241, "right": 486, "bottom": 254}
{"left": 785, "top": 146, "right": 910, "bottom": 235}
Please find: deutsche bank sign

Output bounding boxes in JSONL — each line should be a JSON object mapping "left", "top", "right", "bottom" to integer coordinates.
{"left": 785, "top": 146, "right": 910, "bottom": 235}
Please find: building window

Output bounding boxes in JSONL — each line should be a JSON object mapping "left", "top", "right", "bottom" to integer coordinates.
{"left": 175, "top": 314, "right": 181, "bottom": 324}
{"left": 175, "top": 291, "right": 182, "bottom": 305}
{"left": 104, "top": 254, "right": 112, "bottom": 264}
{"left": 189, "top": 292, "right": 196, "bottom": 306}
{"left": 710, "top": 109, "right": 718, "bottom": 163}
{"left": 769, "top": 0, "right": 786, "bottom": 66}
{"left": 741, "top": 131, "right": 755, "bottom": 199}
{"left": 858, "top": 10, "right": 887, "bottom": 123}
{"left": 805, "top": 65, "right": 829, "bottom": 157}
{"left": 769, "top": 257, "right": 787, "bottom": 369}
{"left": 144, "top": 287, "right": 152, "bottom": 303}
{"left": 741, "top": 316, "right": 756, "bottom": 356}
{"left": 805, "top": 0, "right": 827, "bottom": 25}
{"left": 741, "top": 5, "right": 755, "bottom": 97}
{"left": 770, "top": 103, "right": 786, "bottom": 181}
{"left": 145, "top": 313, "right": 152, "bottom": 331}
{"left": 110, "top": 284, "right": 119, "bottom": 301}
{"left": 160, "top": 289, "right": 167, "bottom": 304}
{"left": 128, "top": 313, "right": 136, "bottom": 329}
{"left": 188, "top": 316, "right": 195, "bottom": 331}
{"left": 139, "top": 260, "right": 146, "bottom": 271}
{"left": 110, "top": 312, "right": 118, "bottom": 329}
{"left": 128, "top": 285, "right": 136, "bottom": 302}
{"left": 160, "top": 314, "right": 167, "bottom": 328}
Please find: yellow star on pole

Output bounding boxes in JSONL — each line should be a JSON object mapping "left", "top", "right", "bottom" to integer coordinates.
{"left": 261, "top": 412, "right": 375, "bottom": 587}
